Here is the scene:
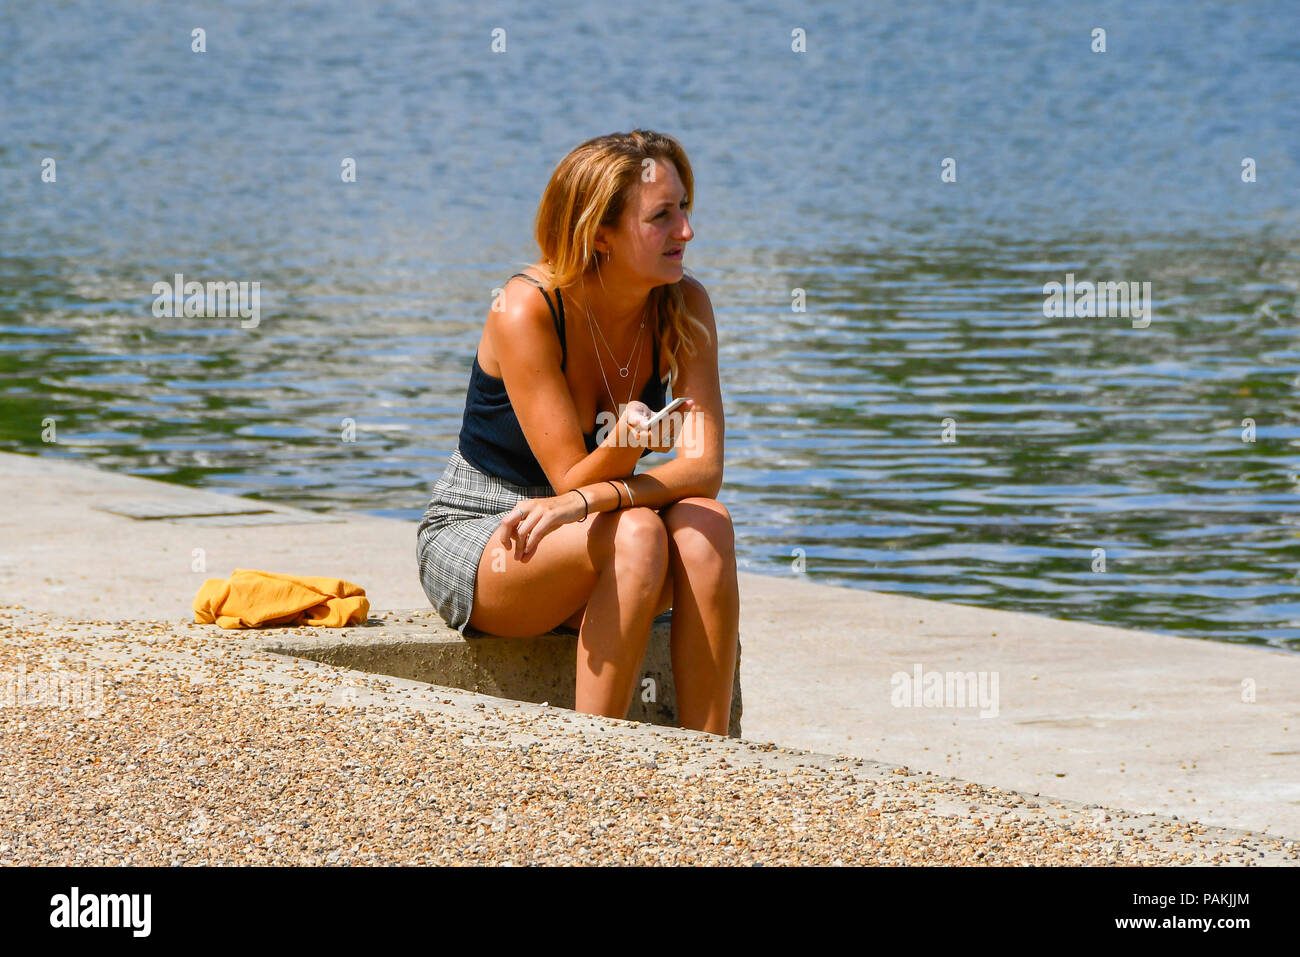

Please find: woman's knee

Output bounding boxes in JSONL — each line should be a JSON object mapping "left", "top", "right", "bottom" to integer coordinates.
{"left": 599, "top": 506, "right": 668, "bottom": 574}
{"left": 662, "top": 497, "right": 736, "bottom": 568}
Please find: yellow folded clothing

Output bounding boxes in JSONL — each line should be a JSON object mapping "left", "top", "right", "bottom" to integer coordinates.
{"left": 194, "top": 568, "right": 370, "bottom": 629}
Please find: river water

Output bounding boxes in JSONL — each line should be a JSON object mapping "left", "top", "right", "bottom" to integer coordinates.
{"left": 2, "top": 0, "right": 1298, "bottom": 649}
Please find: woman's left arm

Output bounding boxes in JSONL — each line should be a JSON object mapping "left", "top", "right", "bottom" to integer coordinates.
{"left": 619, "top": 276, "right": 724, "bottom": 504}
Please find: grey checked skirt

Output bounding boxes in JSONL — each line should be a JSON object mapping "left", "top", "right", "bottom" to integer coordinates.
{"left": 416, "top": 447, "right": 557, "bottom": 636}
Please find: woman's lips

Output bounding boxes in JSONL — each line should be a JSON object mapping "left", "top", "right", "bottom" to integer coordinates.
{"left": 665, "top": 249, "right": 682, "bottom": 259}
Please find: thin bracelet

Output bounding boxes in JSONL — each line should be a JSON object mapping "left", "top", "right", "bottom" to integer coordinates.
{"left": 603, "top": 480, "right": 624, "bottom": 509}
{"left": 571, "top": 488, "right": 589, "bottom": 522}
{"left": 620, "top": 479, "right": 635, "bottom": 507}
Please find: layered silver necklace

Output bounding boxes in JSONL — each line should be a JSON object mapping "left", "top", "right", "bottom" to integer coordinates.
{"left": 581, "top": 284, "right": 648, "bottom": 419}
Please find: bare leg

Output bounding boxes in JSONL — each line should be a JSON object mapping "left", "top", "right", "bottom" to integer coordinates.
{"left": 573, "top": 509, "right": 669, "bottom": 719}
{"left": 660, "top": 498, "right": 740, "bottom": 735}
{"left": 465, "top": 503, "right": 668, "bottom": 721}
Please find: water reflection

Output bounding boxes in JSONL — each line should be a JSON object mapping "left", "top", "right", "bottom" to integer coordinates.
{"left": 2, "top": 0, "right": 1298, "bottom": 650}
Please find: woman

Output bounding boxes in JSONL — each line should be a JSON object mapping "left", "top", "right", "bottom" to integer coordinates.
{"left": 416, "top": 130, "right": 738, "bottom": 736}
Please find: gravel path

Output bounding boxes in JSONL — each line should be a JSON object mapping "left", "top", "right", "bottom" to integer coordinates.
{"left": 2, "top": 605, "right": 1295, "bottom": 866}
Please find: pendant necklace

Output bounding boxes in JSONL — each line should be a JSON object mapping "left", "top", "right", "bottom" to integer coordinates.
{"left": 582, "top": 287, "right": 647, "bottom": 418}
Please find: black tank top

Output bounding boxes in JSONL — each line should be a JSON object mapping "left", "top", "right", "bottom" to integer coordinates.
{"left": 457, "top": 272, "right": 669, "bottom": 487}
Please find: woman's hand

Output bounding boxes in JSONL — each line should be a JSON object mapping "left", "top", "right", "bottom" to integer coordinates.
{"left": 622, "top": 398, "right": 695, "bottom": 454}
{"left": 499, "top": 490, "right": 589, "bottom": 561}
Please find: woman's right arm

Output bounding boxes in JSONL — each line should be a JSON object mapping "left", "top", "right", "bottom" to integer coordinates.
{"left": 555, "top": 403, "right": 666, "bottom": 495}
{"left": 489, "top": 284, "right": 646, "bottom": 496}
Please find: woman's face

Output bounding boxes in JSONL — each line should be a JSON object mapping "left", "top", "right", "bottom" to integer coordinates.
{"left": 604, "top": 157, "right": 694, "bottom": 285}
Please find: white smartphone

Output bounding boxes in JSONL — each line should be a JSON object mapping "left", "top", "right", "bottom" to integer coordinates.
{"left": 644, "top": 396, "right": 690, "bottom": 431}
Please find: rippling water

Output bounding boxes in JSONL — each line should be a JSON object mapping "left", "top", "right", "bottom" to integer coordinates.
{"left": 2, "top": 0, "right": 1299, "bottom": 649}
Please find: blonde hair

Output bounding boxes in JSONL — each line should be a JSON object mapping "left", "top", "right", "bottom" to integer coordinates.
{"left": 522, "top": 129, "right": 711, "bottom": 387}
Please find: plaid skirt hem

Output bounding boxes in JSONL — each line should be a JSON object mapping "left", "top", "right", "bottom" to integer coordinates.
{"left": 416, "top": 447, "right": 556, "bottom": 636}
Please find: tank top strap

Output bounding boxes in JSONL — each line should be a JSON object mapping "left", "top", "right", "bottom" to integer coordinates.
{"left": 508, "top": 273, "right": 567, "bottom": 369}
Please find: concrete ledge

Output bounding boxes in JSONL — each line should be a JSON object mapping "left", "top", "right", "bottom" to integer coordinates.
{"left": 248, "top": 608, "right": 744, "bottom": 738}
{"left": 9, "top": 604, "right": 1296, "bottom": 864}
{"left": 5, "top": 448, "right": 1300, "bottom": 841}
